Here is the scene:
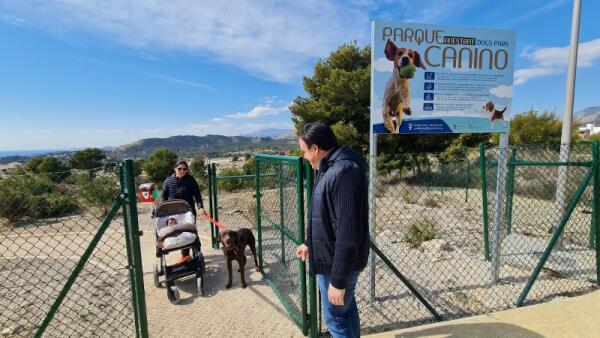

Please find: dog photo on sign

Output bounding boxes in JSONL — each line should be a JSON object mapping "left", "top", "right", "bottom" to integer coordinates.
{"left": 381, "top": 39, "right": 426, "bottom": 134}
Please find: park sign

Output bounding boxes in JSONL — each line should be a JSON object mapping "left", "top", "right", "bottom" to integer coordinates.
{"left": 370, "top": 21, "right": 516, "bottom": 134}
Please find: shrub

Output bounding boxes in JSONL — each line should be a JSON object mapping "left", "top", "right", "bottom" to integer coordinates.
{"left": 79, "top": 177, "right": 120, "bottom": 216}
{"left": 402, "top": 191, "right": 417, "bottom": 204}
{"left": 422, "top": 196, "right": 439, "bottom": 208}
{"left": 403, "top": 218, "right": 437, "bottom": 249}
{"left": 31, "top": 194, "right": 79, "bottom": 218}
{"left": 218, "top": 167, "right": 250, "bottom": 192}
{"left": 0, "top": 188, "right": 30, "bottom": 222}
{"left": 0, "top": 175, "right": 80, "bottom": 222}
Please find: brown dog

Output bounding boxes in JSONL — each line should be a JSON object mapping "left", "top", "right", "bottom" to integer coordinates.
{"left": 484, "top": 101, "right": 507, "bottom": 128}
{"left": 382, "top": 39, "right": 426, "bottom": 133}
{"left": 219, "top": 228, "right": 258, "bottom": 289}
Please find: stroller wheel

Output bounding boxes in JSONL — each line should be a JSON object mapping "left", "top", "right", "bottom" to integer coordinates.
{"left": 153, "top": 264, "right": 161, "bottom": 288}
{"left": 197, "top": 276, "right": 204, "bottom": 296}
{"left": 167, "top": 286, "right": 181, "bottom": 305}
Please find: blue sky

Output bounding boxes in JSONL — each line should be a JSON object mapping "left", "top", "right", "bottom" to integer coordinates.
{"left": 1, "top": 0, "right": 599, "bottom": 151}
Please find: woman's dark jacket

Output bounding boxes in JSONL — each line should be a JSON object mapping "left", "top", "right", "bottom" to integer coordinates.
{"left": 305, "top": 146, "right": 369, "bottom": 289}
{"left": 161, "top": 174, "right": 204, "bottom": 215}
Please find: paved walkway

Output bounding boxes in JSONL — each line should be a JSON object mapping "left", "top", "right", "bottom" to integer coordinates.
{"left": 365, "top": 289, "right": 600, "bottom": 338}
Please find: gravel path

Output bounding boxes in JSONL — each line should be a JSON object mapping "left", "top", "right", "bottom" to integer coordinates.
{"left": 137, "top": 203, "right": 304, "bottom": 338}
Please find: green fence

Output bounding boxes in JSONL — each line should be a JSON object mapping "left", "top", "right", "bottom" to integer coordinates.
{"left": 254, "top": 154, "right": 317, "bottom": 337}
{"left": 236, "top": 145, "right": 600, "bottom": 336}
{"left": 0, "top": 160, "right": 147, "bottom": 337}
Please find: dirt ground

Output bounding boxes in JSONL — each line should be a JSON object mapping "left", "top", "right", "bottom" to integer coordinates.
{"left": 136, "top": 203, "right": 304, "bottom": 338}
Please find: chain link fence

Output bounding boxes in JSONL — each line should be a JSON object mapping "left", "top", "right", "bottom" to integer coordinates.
{"left": 255, "top": 155, "right": 311, "bottom": 336}
{"left": 356, "top": 144, "right": 599, "bottom": 334}
{"left": 0, "top": 163, "right": 144, "bottom": 337}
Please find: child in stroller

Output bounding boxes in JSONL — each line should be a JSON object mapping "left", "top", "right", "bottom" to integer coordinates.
{"left": 153, "top": 199, "right": 205, "bottom": 304}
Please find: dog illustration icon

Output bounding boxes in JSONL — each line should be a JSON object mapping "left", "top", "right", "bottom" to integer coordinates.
{"left": 484, "top": 101, "right": 507, "bottom": 128}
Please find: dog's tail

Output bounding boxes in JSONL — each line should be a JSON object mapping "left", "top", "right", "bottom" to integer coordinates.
{"left": 499, "top": 106, "right": 507, "bottom": 114}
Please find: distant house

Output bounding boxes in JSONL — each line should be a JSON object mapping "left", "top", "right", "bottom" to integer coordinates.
{"left": 0, "top": 162, "right": 23, "bottom": 177}
{"left": 578, "top": 123, "right": 600, "bottom": 137}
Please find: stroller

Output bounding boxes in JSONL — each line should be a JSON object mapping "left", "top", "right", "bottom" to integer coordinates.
{"left": 152, "top": 199, "right": 205, "bottom": 304}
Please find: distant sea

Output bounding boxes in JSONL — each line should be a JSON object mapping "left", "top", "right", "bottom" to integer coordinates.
{"left": 0, "top": 148, "right": 79, "bottom": 158}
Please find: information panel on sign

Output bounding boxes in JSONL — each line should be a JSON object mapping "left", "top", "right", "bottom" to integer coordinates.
{"left": 371, "top": 21, "right": 516, "bottom": 134}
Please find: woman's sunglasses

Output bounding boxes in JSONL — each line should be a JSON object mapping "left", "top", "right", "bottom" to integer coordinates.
{"left": 176, "top": 167, "right": 188, "bottom": 172}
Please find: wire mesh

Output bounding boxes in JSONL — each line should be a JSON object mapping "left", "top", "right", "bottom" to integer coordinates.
{"left": 357, "top": 144, "right": 599, "bottom": 334}
{"left": 0, "top": 167, "right": 135, "bottom": 337}
{"left": 256, "top": 157, "right": 306, "bottom": 329}
{"left": 214, "top": 175, "right": 256, "bottom": 232}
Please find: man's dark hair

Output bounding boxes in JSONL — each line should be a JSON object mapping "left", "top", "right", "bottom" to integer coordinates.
{"left": 300, "top": 122, "right": 338, "bottom": 150}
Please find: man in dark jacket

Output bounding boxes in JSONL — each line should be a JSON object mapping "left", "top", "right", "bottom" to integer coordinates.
{"left": 296, "top": 123, "right": 369, "bottom": 338}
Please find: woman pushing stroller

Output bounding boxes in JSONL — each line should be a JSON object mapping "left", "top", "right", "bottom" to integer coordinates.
{"left": 161, "top": 159, "right": 205, "bottom": 264}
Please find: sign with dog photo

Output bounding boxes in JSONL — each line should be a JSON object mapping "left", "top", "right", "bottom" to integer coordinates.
{"left": 371, "top": 21, "right": 516, "bottom": 134}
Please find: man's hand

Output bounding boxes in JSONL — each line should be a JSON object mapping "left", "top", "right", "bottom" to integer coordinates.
{"left": 295, "top": 244, "right": 309, "bottom": 262}
{"left": 328, "top": 284, "right": 345, "bottom": 306}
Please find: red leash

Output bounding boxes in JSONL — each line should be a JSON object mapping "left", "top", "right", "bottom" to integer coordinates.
{"left": 201, "top": 212, "right": 228, "bottom": 231}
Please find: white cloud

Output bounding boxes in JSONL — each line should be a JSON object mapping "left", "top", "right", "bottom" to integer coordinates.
{"left": 502, "top": 0, "right": 569, "bottom": 27}
{"left": 0, "top": 0, "right": 369, "bottom": 82}
{"left": 149, "top": 74, "right": 216, "bottom": 91}
{"left": 226, "top": 102, "right": 290, "bottom": 119}
{"left": 490, "top": 85, "right": 513, "bottom": 98}
{"left": 0, "top": 0, "right": 483, "bottom": 82}
{"left": 374, "top": 57, "right": 393, "bottom": 73}
{"left": 515, "top": 39, "right": 600, "bottom": 85}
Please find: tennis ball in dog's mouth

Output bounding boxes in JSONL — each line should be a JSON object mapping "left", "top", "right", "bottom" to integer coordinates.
{"left": 400, "top": 63, "right": 417, "bottom": 78}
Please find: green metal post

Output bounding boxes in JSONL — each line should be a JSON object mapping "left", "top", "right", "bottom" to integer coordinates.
{"left": 517, "top": 164, "right": 595, "bottom": 306}
{"left": 255, "top": 157, "right": 263, "bottom": 271}
{"left": 296, "top": 158, "right": 308, "bottom": 336}
{"left": 207, "top": 165, "right": 216, "bottom": 249}
{"left": 465, "top": 158, "right": 470, "bottom": 202}
{"left": 118, "top": 165, "right": 140, "bottom": 338}
{"left": 34, "top": 196, "right": 124, "bottom": 338}
{"left": 593, "top": 141, "right": 600, "bottom": 285}
{"left": 427, "top": 162, "right": 431, "bottom": 192}
{"left": 212, "top": 163, "right": 220, "bottom": 249}
{"left": 370, "top": 240, "right": 442, "bottom": 320}
{"left": 480, "top": 144, "right": 491, "bottom": 261}
{"left": 505, "top": 148, "right": 517, "bottom": 234}
{"left": 124, "top": 160, "right": 149, "bottom": 338}
{"left": 440, "top": 162, "right": 445, "bottom": 195}
{"left": 278, "top": 163, "right": 286, "bottom": 265}
{"left": 305, "top": 162, "right": 318, "bottom": 338}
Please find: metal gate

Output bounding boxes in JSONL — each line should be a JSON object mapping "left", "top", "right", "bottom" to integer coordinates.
{"left": 0, "top": 160, "right": 148, "bottom": 337}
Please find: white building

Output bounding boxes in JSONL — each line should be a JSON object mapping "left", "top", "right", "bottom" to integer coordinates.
{"left": 578, "top": 123, "right": 600, "bottom": 137}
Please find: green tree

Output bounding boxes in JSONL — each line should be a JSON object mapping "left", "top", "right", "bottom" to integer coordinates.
{"left": 37, "top": 157, "right": 70, "bottom": 182}
{"left": 26, "top": 157, "right": 44, "bottom": 173}
{"left": 290, "top": 43, "right": 370, "bottom": 154}
{"left": 190, "top": 156, "right": 207, "bottom": 190}
{"left": 70, "top": 148, "right": 106, "bottom": 179}
{"left": 143, "top": 148, "right": 177, "bottom": 183}
{"left": 133, "top": 159, "right": 144, "bottom": 177}
{"left": 496, "top": 110, "right": 578, "bottom": 146}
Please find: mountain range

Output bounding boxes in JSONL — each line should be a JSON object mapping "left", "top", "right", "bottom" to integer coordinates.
{"left": 574, "top": 106, "right": 600, "bottom": 125}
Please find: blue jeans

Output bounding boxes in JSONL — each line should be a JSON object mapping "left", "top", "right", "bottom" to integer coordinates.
{"left": 317, "top": 271, "right": 361, "bottom": 338}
